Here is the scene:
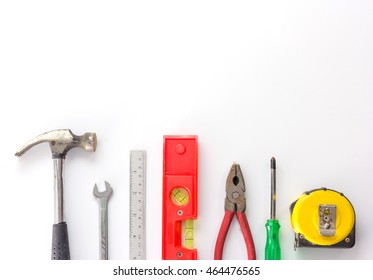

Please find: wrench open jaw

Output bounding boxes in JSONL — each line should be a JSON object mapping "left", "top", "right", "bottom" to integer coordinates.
{"left": 93, "top": 181, "right": 113, "bottom": 200}
{"left": 93, "top": 181, "right": 113, "bottom": 260}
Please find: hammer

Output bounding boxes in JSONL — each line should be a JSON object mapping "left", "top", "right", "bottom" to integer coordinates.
{"left": 15, "top": 129, "right": 97, "bottom": 260}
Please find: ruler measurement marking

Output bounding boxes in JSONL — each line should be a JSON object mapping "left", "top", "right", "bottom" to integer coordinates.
{"left": 130, "top": 150, "right": 146, "bottom": 260}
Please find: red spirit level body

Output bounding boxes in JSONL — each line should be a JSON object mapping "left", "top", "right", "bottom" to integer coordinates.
{"left": 162, "top": 136, "right": 198, "bottom": 260}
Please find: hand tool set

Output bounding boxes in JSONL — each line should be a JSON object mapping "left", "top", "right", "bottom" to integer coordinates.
{"left": 15, "top": 130, "right": 356, "bottom": 260}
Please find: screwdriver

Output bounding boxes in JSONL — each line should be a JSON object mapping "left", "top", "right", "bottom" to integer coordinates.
{"left": 265, "top": 157, "right": 281, "bottom": 260}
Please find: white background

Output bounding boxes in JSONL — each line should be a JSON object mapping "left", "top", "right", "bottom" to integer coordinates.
{"left": 1, "top": 0, "right": 372, "bottom": 266}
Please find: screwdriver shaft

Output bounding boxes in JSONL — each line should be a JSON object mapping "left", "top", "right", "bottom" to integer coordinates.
{"left": 270, "top": 157, "right": 276, "bottom": 220}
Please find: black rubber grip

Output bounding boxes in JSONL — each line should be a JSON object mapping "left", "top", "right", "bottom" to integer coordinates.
{"left": 52, "top": 222, "right": 70, "bottom": 260}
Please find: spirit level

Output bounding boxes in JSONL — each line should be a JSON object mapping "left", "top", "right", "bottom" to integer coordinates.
{"left": 162, "top": 136, "right": 198, "bottom": 260}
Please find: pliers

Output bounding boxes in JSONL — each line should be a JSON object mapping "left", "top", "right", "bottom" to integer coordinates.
{"left": 214, "top": 163, "right": 256, "bottom": 260}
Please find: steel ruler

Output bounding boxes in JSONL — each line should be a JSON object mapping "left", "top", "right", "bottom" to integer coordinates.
{"left": 129, "top": 150, "right": 146, "bottom": 260}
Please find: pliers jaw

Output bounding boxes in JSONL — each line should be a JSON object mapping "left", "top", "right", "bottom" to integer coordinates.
{"left": 225, "top": 163, "right": 246, "bottom": 213}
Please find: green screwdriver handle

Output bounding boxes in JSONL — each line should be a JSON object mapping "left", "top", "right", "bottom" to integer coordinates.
{"left": 265, "top": 219, "right": 281, "bottom": 260}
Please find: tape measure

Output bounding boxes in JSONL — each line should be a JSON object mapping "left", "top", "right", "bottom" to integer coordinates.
{"left": 129, "top": 150, "right": 146, "bottom": 260}
{"left": 290, "top": 188, "right": 355, "bottom": 249}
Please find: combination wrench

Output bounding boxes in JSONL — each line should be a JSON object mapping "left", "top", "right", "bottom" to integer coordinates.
{"left": 93, "top": 181, "right": 113, "bottom": 260}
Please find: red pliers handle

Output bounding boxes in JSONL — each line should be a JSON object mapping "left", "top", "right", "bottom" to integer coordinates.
{"left": 214, "top": 210, "right": 256, "bottom": 260}
{"left": 214, "top": 163, "right": 256, "bottom": 260}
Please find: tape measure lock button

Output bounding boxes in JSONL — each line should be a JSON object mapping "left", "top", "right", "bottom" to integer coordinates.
{"left": 290, "top": 188, "right": 355, "bottom": 249}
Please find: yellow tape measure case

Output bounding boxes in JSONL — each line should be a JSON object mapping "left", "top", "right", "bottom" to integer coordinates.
{"left": 290, "top": 188, "right": 355, "bottom": 249}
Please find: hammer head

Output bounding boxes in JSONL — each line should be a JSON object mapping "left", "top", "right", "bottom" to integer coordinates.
{"left": 15, "top": 129, "right": 97, "bottom": 158}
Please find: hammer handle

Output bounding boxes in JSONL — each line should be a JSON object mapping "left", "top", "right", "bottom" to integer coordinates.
{"left": 52, "top": 222, "right": 70, "bottom": 260}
